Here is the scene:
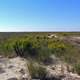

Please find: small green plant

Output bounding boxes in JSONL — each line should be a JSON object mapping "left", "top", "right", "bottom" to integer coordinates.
{"left": 28, "top": 61, "right": 46, "bottom": 79}
{"left": 74, "top": 64, "right": 80, "bottom": 75}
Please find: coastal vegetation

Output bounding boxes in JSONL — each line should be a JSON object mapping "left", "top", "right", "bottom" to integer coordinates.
{"left": 0, "top": 32, "right": 80, "bottom": 77}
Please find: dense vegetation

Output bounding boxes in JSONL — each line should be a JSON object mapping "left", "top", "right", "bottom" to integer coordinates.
{"left": 0, "top": 32, "right": 80, "bottom": 76}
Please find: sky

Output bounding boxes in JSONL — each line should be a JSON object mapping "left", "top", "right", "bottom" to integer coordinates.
{"left": 0, "top": 0, "right": 80, "bottom": 32}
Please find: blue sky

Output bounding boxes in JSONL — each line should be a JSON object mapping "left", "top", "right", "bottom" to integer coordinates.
{"left": 0, "top": 0, "right": 80, "bottom": 31}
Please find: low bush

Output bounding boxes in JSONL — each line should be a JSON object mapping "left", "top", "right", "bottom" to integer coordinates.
{"left": 74, "top": 64, "right": 80, "bottom": 75}
{"left": 28, "top": 61, "right": 46, "bottom": 79}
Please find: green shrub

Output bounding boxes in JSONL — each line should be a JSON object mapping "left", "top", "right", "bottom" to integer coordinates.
{"left": 13, "top": 40, "right": 36, "bottom": 57}
{"left": 28, "top": 61, "right": 46, "bottom": 79}
{"left": 37, "top": 46, "right": 51, "bottom": 62}
{"left": 74, "top": 64, "right": 80, "bottom": 75}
